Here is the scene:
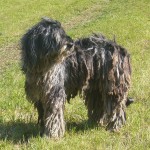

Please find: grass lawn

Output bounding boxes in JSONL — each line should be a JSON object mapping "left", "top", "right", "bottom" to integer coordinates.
{"left": 0, "top": 0, "right": 150, "bottom": 149}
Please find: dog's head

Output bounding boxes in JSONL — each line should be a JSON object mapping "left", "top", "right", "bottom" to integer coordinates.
{"left": 21, "top": 17, "right": 73, "bottom": 72}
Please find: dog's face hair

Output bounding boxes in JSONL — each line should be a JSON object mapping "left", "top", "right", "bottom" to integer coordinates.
{"left": 21, "top": 17, "right": 73, "bottom": 73}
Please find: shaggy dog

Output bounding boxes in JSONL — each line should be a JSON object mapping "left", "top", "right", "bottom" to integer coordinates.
{"left": 21, "top": 17, "right": 132, "bottom": 138}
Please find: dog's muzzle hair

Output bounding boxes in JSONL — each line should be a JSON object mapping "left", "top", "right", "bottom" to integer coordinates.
{"left": 21, "top": 17, "right": 132, "bottom": 138}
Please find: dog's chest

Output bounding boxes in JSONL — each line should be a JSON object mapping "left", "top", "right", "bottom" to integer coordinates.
{"left": 43, "top": 63, "right": 65, "bottom": 90}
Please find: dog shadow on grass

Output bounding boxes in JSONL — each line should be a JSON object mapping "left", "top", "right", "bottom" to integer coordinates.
{"left": 66, "top": 120, "right": 97, "bottom": 133}
{"left": 0, "top": 121, "right": 40, "bottom": 143}
{"left": 0, "top": 120, "right": 96, "bottom": 144}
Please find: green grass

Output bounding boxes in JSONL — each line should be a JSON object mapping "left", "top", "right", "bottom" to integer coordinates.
{"left": 0, "top": 0, "right": 150, "bottom": 149}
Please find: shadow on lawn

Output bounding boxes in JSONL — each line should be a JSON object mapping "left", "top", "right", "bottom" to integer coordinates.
{"left": 0, "top": 121, "right": 40, "bottom": 143}
{"left": 0, "top": 120, "right": 96, "bottom": 143}
{"left": 66, "top": 120, "right": 97, "bottom": 132}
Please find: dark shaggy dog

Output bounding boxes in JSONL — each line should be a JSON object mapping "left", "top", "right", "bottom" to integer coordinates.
{"left": 21, "top": 17, "right": 132, "bottom": 138}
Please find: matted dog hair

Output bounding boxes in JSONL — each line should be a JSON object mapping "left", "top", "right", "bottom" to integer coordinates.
{"left": 21, "top": 18, "right": 132, "bottom": 138}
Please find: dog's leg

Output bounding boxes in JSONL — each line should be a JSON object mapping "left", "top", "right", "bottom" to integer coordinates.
{"left": 34, "top": 101, "right": 44, "bottom": 135}
{"left": 106, "top": 98, "right": 127, "bottom": 132}
{"left": 100, "top": 49, "right": 131, "bottom": 131}
{"left": 43, "top": 85, "right": 66, "bottom": 138}
{"left": 85, "top": 91, "right": 104, "bottom": 124}
{"left": 100, "top": 94, "right": 127, "bottom": 132}
{"left": 25, "top": 80, "right": 45, "bottom": 133}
